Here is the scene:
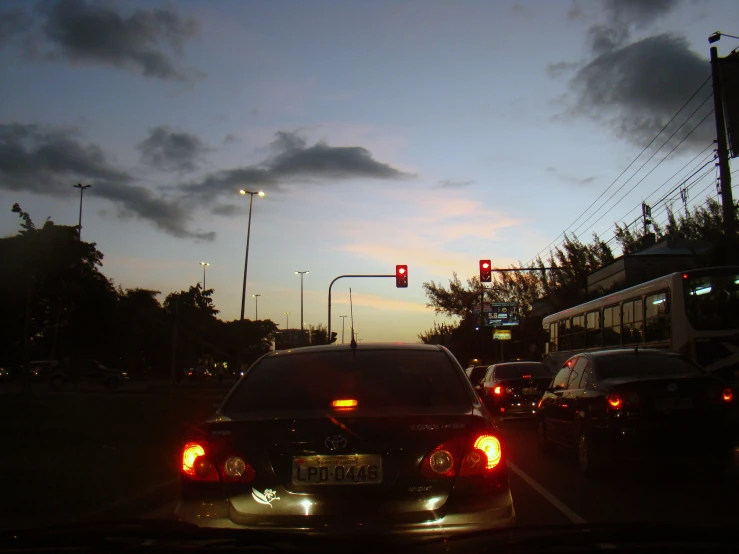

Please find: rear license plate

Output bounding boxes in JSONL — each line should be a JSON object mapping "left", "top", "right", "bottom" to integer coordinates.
{"left": 522, "top": 387, "right": 540, "bottom": 395}
{"left": 292, "top": 454, "right": 382, "bottom": 485}
{"left": 654, "top": 397, "right": 693, "bottom": 411}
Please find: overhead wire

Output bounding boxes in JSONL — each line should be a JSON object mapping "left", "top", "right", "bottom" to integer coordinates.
{"left": 527, "top": 75, "right": 712, "bottom": 265}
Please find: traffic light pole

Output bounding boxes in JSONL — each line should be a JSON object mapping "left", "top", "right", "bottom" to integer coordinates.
{"left": 328, "top": 274, "right": 394, "bottom": 340}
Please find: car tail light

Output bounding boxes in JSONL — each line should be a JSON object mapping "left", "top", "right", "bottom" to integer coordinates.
{"left": 522, "top": 375, "right": 532, "bottom": 379}
{"left": 421, "top": 433, "right": 503, "bottom": 479}
{"left": 331, "top": 399, "right": 358, "bottom": 409}
{"left": 493, "top": 386, "right": 503, "bottom": 395}
{"left": 181, "top": 441, "right": 255, "bottom": 483}
{"left": 722, "top": 388, "right": 733, "bottom": 403}
{"left": 607, "top": 393, "right": 623, "bottom": 410}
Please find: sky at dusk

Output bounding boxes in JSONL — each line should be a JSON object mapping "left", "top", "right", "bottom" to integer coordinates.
{"left": 1, "top": 0, "right": 737, "bottom": 342}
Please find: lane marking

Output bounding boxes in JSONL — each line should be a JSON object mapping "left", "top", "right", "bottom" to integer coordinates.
{"left": 508, "top": 461, "right": 586, "bottom": 524}
{"left": 82, "top": 477, "right": 179, "bottom": 520}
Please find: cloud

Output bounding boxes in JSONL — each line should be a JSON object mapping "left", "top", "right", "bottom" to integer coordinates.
{"left": 554, "top": 1, "right": 712, "bottom": 150}
{"left": 546, "top": 167, "right": 599, "bottom": 186}
{"left": 137, "top": 126, "right": 209, "bottom": 172}
{"left": 224, "top": 134, "right": 240, "bottom": 145}
{"left": 180, "top": 130, "right": 414, "bottom": 200}
{"left": 438, "top": 179, "right": 475, "bottom": 189}
{"left": 28, "top": 0, "right": 202, "bottom": 82}
{"left": 211, "top": 203, "right": 244, "bottom": 216}
{"left": 0, "top": 123, "right": 213, "bottom": 240}
{"left": 0, "top": 8, "right": 31, "bottom": 47}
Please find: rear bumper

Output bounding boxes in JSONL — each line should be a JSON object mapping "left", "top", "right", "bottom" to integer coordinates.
{"left": 175, "top": 491, "right": 515, "bottom": 536}
{"left": 488, "top": 398, "right": 540, "bottom": 418}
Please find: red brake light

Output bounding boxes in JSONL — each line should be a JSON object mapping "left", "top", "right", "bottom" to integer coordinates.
{"left": 331, "top": 399, "right": 358, "bottom": 408}
{"left": 473, "top": 435, "right": 502, "bottom": 469}
{"left": 522, "top": 375, "right": 532, "bottom": 379}
{"left": 607, "top": 393, "right": 623, "bottom": 410}
{"left": 683, "top": 273, "right": 689, "bottom": 279}
{"left": 722, "top": 388, "right": 733, "bottom": 403}
{"left": 421, "top": 434, "right": 503, "bottom": 479}
{"left": 181, "top": 441, "right": 255, "bottom": 483}
{"left": 493, "top": 386, "right": 503, "bottom": 395}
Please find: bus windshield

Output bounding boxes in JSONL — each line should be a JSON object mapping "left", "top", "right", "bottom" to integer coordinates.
{"left": 684, "top": 271, "right": 739, "bottom": 331}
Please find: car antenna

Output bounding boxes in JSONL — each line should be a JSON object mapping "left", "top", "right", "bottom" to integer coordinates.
{"left": 349, "top": 287, "right": 357, "bottom": 350}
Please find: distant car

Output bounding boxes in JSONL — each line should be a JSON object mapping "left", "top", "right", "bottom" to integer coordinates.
{"left": 27, "top": 360, "right": 59, "bottom": 382}
{"left": 187, "top": 366, "right": 213, "bottom": 380}
{"left": 477, "top": 362, "right": 553, "bottom": 418}
{"left": 50, "top": 359, "right": 129, "bottom": 389}
{"left": 176, "top": 343, "right": 515, "bottom": 536}
{"left": 465, "top": 365, "right": 489, "bottom": 388}
{"left": 537, "top": 349, "right": 737, "bottom": 475}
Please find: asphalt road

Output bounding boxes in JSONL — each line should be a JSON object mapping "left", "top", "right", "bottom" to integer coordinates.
{"left": 3, "top": 383, "right": 738, "bottom": 533}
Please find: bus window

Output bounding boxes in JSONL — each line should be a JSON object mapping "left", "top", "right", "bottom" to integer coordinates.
{"left": 559, "top": 319, "right": 571, "bottom": 351}
{"left": 684, "top": 272, "right": 739, "bottom": 331}
{"left": 603, "top": 305, "right": 621, "bottom": 347}
{"left": 622, "top": 298, "right": 643, "bottom": 344}
{"left": 571, "top": 315, "right": 585, "bottom": 349}
{"left": 645, "top": 291, "right": 670, "bottom": 342}
{"left": 549, "top": 322, "right": 558, "bottom": 353}
{"left": 586, "top": 310, "right": 601, "bottom": 347}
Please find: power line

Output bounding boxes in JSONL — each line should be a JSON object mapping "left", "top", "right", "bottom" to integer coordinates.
{"left": 527, "top": 75, "right": 712, "bottom": 265}
{"left": 564, "top": 100, "right": 714, "bottom": 244}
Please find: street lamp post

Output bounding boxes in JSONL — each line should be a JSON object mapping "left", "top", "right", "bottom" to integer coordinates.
{"left": 295, "top": 271, "right": 309, "bottom": 345}
{"left": 284, "top": 312, "right": 290, "bottom": 330}
{"left": 73, "top": 183, "right": 91, "bottom": 240}
{"left": 253, "top": 294, "right": 261, "bottom": 320}
{"left": 199, "top": 261, "right": 210, "bottom": 290}
{"left": 339, "top": 315, "right": 347, "bottom": 344}
{"left": 239, "top": 189, "right": 265, "bottom": 320}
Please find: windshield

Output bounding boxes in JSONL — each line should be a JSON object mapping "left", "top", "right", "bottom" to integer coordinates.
{"left": 3, "top": 0, "right": 739, "bottom": 547}
{"left": 223, "top": 350, "right": 471, "bottom": 413}
{"left": 684, "top": 271, "right": 739, "bottom": 331}
{"left": 595, "top": 353, "right": 704, "bottom": 380}
{"left": 494, "top": 364, "right": 551, "bottom": 379}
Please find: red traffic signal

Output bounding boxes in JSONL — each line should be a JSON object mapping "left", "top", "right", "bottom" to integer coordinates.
{"left": 480, "top": 260, "right": 492, "bottom": 282}
{"left": 396, "top": 265, "right": 408, "bottom": 288}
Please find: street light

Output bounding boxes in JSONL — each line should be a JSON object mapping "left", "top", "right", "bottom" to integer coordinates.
{"left": 239, "top": 189, "right": 265, "bottom": 320}
{"left": 73, "top": 183, "right": 91, "bottom": 240}
{"left": 253, "top": 294, "right": 261, "bottom": 320}
{"left": 199, "top": 261, "right": 210, "bottom": 290}
{"left": 709, "top": 31, "right": 739, "bottom": 44}
{"left": 284, "top": 311, "right": 290, "bottom": 330}
{"left": 295, "top": 271, "right": 309, "bottom": 344}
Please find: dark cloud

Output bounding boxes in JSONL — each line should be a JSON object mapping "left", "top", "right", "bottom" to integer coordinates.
{"left": 553, "top": 1, "right": 711, "bottom": 150}
{"left": 137, "top": 126, "right": 208, "bottom": 173}
{"left": 30, "top": 0, "right": 201, "bottom": 82}
{"left": 438, "top": 179, "right": 475, "bottom": 189}
{"left": 546, "top": 167, "right": 599, "bottom": 186}
{"left": 223, "top": 134, "right": 240, "bottom": 145}
{"left": 571, "top": 34, "right": 712, "bottom": 148}
{"left": 0, "top": 123, "right": 213, "bottom": 240}
{"left": 0, "top": 8, "right": 31, "bottom": 47}
{"left": 211, "top": 204, "right": 244, "bottom": 216}
{"left": 181, "top": 130, "right": 414, "bottom": 199}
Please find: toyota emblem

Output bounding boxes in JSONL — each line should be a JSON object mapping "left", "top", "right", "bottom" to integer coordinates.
{"left": 324, "top": 434, "right": 348, "bottom": 451}
{"left": 667, "top": 383, "right": 678, "bottom": 393}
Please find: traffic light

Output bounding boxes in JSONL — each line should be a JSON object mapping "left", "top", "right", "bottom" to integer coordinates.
{"left": 396, "top": 265, "right": 408, "bottom": 288}
{"left": 330, "top": 332, "right": 338, "bottom": 344}
{"left": 480, "top": 260, "right": 492, "bottom": 282}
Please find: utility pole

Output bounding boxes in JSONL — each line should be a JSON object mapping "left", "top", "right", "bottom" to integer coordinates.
{"left": 296, "top": 271, "right": 309, "bottom": 345}
{"left": 340, "top": 315, "right": 347, "bottom": 344}
{"left": 710, "top": 45, "right": 736, "bottom": 264}
{"left": 73, "top": 184, "right": 91, "bottom": 240}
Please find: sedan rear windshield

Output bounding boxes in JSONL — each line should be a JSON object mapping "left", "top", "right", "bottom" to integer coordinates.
{"left": 595, "top": 353, "right": 703, "bottom": 380}
{"left": 223, "top": 350, "right": 471, "bottom": 413}
{"left": 493, "top": 364, "right": 551, "bottom": 379}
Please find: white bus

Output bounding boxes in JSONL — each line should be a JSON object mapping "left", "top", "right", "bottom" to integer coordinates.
{"left": 542, "top": 266, "right": 739, "bottom": 380}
